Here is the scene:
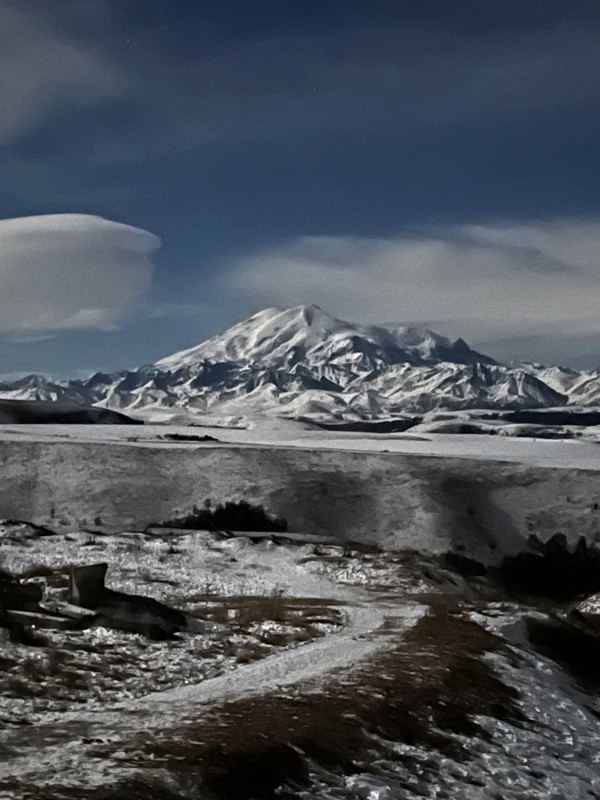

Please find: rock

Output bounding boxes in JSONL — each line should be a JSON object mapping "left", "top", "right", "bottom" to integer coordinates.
{"left": 41, "top": 600, "right": 98, "bottom": 622}
{"left": 69, "top": 562, "right": 193, "bottom": 639}
{"left": 6, "top": 621, "right": 49, "bottom": 647}
{"left": 0, "top": 570, "right": 43, "bottom": 617}
{"left": 5, "top": 610, "right": 76, "bottom": 631}
{"left": 69, "top": 563, "right": 108, "bottom": 608}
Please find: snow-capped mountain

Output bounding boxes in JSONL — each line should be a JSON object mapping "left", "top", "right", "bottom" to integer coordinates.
{"left": 1, "top": 305, "right": 599, "bottom": 422}
{"left": 157, "top": 305, "right": 495, "bottom": 382}
{"left": 360, "top": 362, "right": 565, "bottom": 414}
{"left": 0, "top": 374, "right": 85, "bottom": 404}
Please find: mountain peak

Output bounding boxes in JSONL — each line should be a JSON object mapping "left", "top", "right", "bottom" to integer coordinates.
{"left": 155, "top": 305, "right": 495, "bottom": 373}
{"left": 262, "top": 304, "right": 339, "bottom": 329}
{"left": 291, "top": 304, "right": 326, "bottom": 324}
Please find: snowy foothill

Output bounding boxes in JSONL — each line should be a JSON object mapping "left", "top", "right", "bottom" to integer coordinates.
{"left": 0, "top": 420, "right": 599, "bottom": 577}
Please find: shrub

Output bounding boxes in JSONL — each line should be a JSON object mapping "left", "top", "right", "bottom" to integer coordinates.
{"left": 154, "top": 500, "right": 287, "bottom": 534}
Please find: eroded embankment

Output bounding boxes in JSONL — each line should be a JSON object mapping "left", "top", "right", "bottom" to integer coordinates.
{"left": 0, "top": 439, "right": 599, "bottom": 563}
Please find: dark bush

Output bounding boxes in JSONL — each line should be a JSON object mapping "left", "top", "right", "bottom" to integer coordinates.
{"left": 161, "top": 433, "right": 219, "bottom": 442}
{"left": 155, "top": 500, "right": 288, "bottom": 533}
{"left": 498, "top": 534, "right": 600, "bottom": 601}
{"left": 444, "top": 533, "right": 600, "bottom": 602}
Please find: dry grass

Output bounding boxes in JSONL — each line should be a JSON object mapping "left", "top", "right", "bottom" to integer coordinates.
{"left": 129, "top": 605, "right": 526, "bottom": 799}
{"left": 0, "top": 606, "right": 524, "bottom": 800}
{"left": 184, "top": 591, "right": 343, "bottom": 633}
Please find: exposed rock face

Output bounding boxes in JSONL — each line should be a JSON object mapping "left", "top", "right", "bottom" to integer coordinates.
{"left": 69, "top": 563, "right": 109, "bottom": 608}
{"left": 0, "top": 569, "right": 43, "bottom": 618}
{"left": 0, "top": 568, "right": 46, "bottom": 645}
{"left": 573, "top": 584, "right": 600, "bottom": 633}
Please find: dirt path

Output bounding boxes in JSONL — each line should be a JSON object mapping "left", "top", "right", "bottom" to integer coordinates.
{"left": 0, "top": 593, "right": 425, "bottom": 798}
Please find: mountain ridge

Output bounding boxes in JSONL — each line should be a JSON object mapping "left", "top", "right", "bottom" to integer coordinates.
{"left": 1, "top": 304, "right": 599, "bottom": 422}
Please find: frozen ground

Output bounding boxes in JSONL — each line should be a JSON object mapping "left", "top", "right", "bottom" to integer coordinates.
{"left": 0, "top": 528, "right": 348, "bottom": 725}
{"left": 0, "top": 526, "right": 427, "bottom": 797}
{"left": 2, "top": 525, "right": 600, "bottom": 799}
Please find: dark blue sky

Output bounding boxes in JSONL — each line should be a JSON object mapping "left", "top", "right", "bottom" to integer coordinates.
{"left": 1, "top": 0, "right": 600, "bottom": 375}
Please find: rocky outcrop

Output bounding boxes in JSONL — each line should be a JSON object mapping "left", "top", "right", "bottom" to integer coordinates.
{"left": 0, "top": 568, "right": 49, "bottom": 645}
{"left": 69, "top": 563, "right": 201, "bottom": 640}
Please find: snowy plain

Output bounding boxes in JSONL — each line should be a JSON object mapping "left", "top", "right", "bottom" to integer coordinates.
{"left": 0, "top": 419, "right": 600, "bottom": 470}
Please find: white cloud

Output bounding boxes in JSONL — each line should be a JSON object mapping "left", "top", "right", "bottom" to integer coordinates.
{"left": 228, "top": 217, "right": 600, "bottom": 343}
{"left": 0, "top": 214, "right": 160, "bottom": 334}
{"left": 0, "top": 1, "right": 124, "bottom": 144}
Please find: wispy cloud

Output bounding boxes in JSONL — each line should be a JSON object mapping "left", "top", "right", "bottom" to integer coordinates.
{"left": 0, "top": 214, "right": 160, "bottom": 335}
{"left": 5, "top": 3, "right": 600, "bottom": 165}
{"left": 147, "top": 302, "right": 212, "bottom": 320}
{"left": 228, "top": 217, "right": 600, "bottom": 345}
{"left": 0, "top": 1, "right": 125, "bottom": 146}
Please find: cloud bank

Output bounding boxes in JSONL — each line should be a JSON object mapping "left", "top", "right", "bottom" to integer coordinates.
{"left": 0, "top": 214, "right": 160, "bottom": 335}
{"left": 229, "top": 217, "right": 600, "bottom": 345}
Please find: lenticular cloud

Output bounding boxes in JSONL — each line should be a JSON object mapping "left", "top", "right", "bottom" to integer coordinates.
{"left": 0, "top": 214, "right": 160, "bottom": 334}
{"left": 229, "top": 217, "right": 600, "bottom": 343}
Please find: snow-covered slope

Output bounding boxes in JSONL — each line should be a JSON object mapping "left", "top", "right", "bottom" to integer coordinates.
{"left": 157, "top": 305, "right": 495, "bottom": 380}
{"left": 523, "top": 363, "right": 600, "bottom": 407}
{"left": 0, "top": 375, "right": 84, "bottom": 404}
{"left": 1, "top": 305, "right": 599, "bottom": 422}
{"left": 358, "top": 363, "right": 563, "bottom": 413}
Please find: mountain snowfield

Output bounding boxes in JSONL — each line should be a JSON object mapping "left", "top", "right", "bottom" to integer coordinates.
{"left": 2, "top": 305, "right": 600, "bottom": 423}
